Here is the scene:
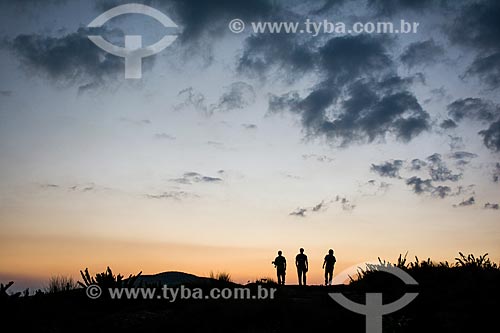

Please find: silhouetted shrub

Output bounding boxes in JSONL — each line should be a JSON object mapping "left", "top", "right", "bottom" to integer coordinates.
{"left": 252, "top": 277, "right": 277, "bottom": 285}
{"left": 45, "top": 275, "right": 79, "bottom": 293}
{"left": 78, "top": 267, "right": 142, "bottom": 289}
{"left": 0, "top": 281, "right": 21, "bottom": 300}
{"left": 209, "top": 271, "right": 232, "bottom": 283}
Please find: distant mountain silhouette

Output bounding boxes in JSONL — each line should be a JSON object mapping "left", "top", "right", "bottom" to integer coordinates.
{"left": 133, "top": 271, "right": 210, "bottom": 287}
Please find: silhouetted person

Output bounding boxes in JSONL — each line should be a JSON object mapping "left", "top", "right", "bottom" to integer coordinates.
{"left": 323, "top": 249, "right": 336, "bottom": 285}
{"left": 295, "top": 248, "right": 308, "bottom": 285}
{"left": 272, "top": 250, "right": 286, "bottom": 285}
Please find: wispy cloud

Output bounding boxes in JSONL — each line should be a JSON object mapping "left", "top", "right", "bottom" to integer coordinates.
{"left": 119, "top": 117, "right": 151, "bottom": 126}
{"left": 241, "top": 123, "right": 258, "bottom": 130}
{"left": 146, "top": 191, "right": 199, "bottom": 201}
{"left": 484, "top": 202, "right": 499, "bottom": 210}
{"left": 302, "top": 154, "right": 334, "bottom": 163}
{"left": 175, "top": 82, "right": 255, "bottom": 115}
{"left": 453, "top": 197, "right": 475, "bottom": 208}
{"left": 289, "top": 196, "right": 354, "bottom": 218}
{"left": 370, "top": 160, "right": 404, "bottom": 178}
{"left": 154, "top": 133, "right": 176, "bottom": 140}
{"left": 170, "top": 172, "right": 223, "bottom": 185}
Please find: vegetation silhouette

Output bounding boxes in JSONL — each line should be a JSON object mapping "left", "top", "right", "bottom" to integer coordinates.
{"left": 46, "top": 275, "right": 78, "bottom": 294}
{"left": 78, "top": 266, "right": 142, "bottom": 289}
{"left": 1, "top": 252, "right": 499, "bottom": 332}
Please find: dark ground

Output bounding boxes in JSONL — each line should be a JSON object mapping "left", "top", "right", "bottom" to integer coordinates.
{"left": 2, "top": 268, "right": 499, "bottom": 333}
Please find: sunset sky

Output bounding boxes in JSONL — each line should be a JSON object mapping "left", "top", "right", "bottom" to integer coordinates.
{"left": 1, "top": 0, "right": 499, "bottom": 290}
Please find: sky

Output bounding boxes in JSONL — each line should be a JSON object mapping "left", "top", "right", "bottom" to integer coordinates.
{"left": 0, "top": 0, "right": 499, "bottom": 290}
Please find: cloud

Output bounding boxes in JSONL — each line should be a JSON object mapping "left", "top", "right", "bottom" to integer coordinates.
{"left": 484, "top": 202, "right": 499, "bottom": 210}
{"left": 5, "top": 27, "right": 129, "bottom": 89}
{"left": 146, "top": 191, "right": 198, "bottom": 200}
{"left": 376, "top": 153, "right": 473, "bottom": 201}
{"left": 170, "top": 172, "right": 222, "bottom": 184}
{"left": 448, "top": 0, "right": 500, "bottom": 51}
{"left": 409, "top": 158, "right": 427, "bottom": 171}
{"left": 119, "top": 117, "right": 152, "bottom": 126}
{"left": 448, "top": 151, "right": 478, "bottom": 169}
{"left": 175, "top": 87, "right": 208, "bottom": 112}
{"left": 464, "top": 53, "right": 500, "bottom": 90}
{"left": 453, "top": 196, "right": 475, "bottom": 207}
{"left": 479, "top": 120, "right": 500, "bottom": 152}
{"left": 0, "top": 90, "right": 12, "bottom": 97}
{"left": 309, "top": 0, "right": 347, "bottom": 15}
{"left": 367, "top": 0, "right": 439, "bottom": 16}
{"left": 448, "top": 0, "right": 500, "bottom": 89}
{"left": 302, "top": 154, "right": 334, "bottom": 163}
{"left": 208, "top": 82, "right": 256, "bottom": 114}
{"left": 94, "top": 0, "right": 278, "bottom": 43}
{"left": 289, "top": 196, "right": 355, "bottom": 217}
{"left": 440, "top": 119, "right": 457, "bottom": 129}
{"left": 154, "top": 133, "right": 176, "bottom": 140}
{"left": 289, "top": 207, "right": 307, "bottom": 217}
{"left": 68, "top": 183, "right": 104, "bottom": 192}
{"left": 448, "top": 135, "right": 465, "bottom": 150}
{"left": 39, "top": 183, "right": 59, "bottom": 189}
{"left": 257, "top": 33, "right": 430, "bottom": 146}
{"left": 361, "top": 179, "right": 391, "bottom": 196}
{"left": 400, "top": 39, "right": 445, "bottom": 68}
{"left": 39, "top": 182, "right": 115, "bottom": 193}
{"left": 318, "top": 34, "right": 392, "bottom": 83}
{"left": 426, "top": 153, "right": 462, "bottom": 182}
{"left": 289, "top": 200, "right": 329, "bottom": 217}
{"left": 206, "top": 141, "right": 224, "bottom": 147}
{"left": 334, "top": 195, "right": 355, "bottom": 211}
{"left": 238, "top": 34, "right": 315, "bottom": 80}
{"left": 493, "top": 163, "right": 500, "bottom": 182}
{"left": 241, "top": 123, "right": 258, "bottom": 130}
{"left": 311, "top": 200, "right": 327, "bottom": 212}
{"left": 432, "top": 185, "right": 452, "bottom": 199}
{"left": 449, "top": 151, "right": 478, "bottom": 160}
{"left": 165, "top": 0, "right": 278, "bottom": 42}
{"left": 447, "top": 98, "right": 499, "bottom": 123}
{"left": 269, "top": 78, "right": 429, "bottom": 146}
{"left": 405, "top": 176, "right": 461, "bottom": 199}
{"left": 370, "top": 159, "right": 403, "bottom": 178}
{"left": 175, "top": 82, "right": 255, "bottom": 114}
{"left": 405, "top": 176, "right": 433, "bottom": 195}
{"left": 0, "top": 0, "right": 68, "bottom": 9}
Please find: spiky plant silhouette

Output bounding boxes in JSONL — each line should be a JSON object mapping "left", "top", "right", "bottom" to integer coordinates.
{"left": 78, "top": 267, "right": 142, "bottom": 289}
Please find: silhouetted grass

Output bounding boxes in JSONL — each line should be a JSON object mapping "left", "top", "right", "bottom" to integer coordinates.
{"left": 45, "top": 275, "right": 79, "bottom": 293}
{"left": 252, "top": 277, "right": 277, "bottom": 285}
{"left": 3, "top": 253, "right": 499, "bottom": 332}
{"left": 209, "top": 271, "right": 232, "bottom": 282}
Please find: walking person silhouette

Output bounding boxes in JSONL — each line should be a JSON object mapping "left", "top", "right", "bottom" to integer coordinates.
{"left": 272, "top": 250, "right": 287, "bottom": 285}
{"left": 295, "top": 248, "right": 308, "bottom": 285}
{"left": 323, "top": 249, "right": 336, "bottom": 285}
